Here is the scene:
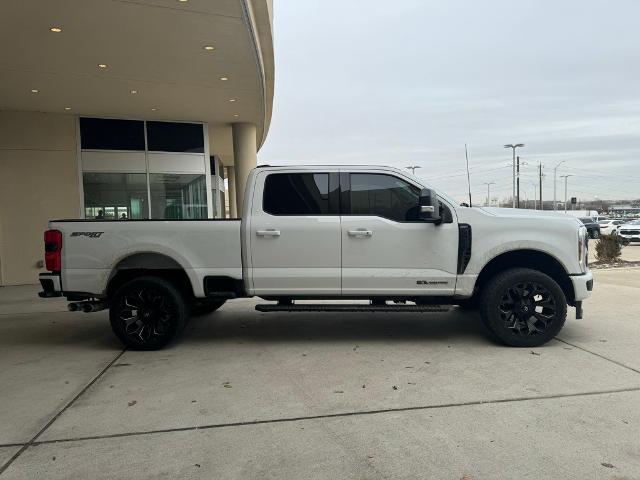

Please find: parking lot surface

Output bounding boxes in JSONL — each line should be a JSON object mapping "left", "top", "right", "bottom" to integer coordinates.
{"left": 1, "top": 250, "right": 639, "bottom": 479}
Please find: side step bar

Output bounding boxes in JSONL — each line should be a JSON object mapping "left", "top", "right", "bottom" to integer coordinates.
{"left": 255, "top": 304, "right": 450, "bottom": 313}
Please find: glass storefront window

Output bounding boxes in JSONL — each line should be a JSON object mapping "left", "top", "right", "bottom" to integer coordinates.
{"left": 149, "top": 174, "right": 207, "bottom": 219}
{"left": 80, "top": 118, "right": 212, "bottom": 220}
{"left": 83, "top": 173, "right": 149, "bottom": 220}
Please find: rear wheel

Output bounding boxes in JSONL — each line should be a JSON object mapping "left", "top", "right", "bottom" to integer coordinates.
{"left": 590, "top": 230, "right": 600, "bottom": 239}
{"left": 479, "top": 268, "right": 567, "bottom": 347}
{"left": 109, "top": 276, "right": 188, "bottom": 350}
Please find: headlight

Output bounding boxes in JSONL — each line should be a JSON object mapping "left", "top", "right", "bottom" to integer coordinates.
{"left": 578, "top": 227, "right": 588, "bottom": 272}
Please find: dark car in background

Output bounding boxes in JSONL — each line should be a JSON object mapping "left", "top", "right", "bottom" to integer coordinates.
{"left": 580, "top": 217, "right": 601, "bottom": 239}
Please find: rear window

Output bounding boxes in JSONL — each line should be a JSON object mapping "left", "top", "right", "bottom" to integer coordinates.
{"left": 263, "top": 173, "right": 337, "bottom": 215}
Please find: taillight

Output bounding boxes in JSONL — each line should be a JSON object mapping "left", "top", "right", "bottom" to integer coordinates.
{"left": 44, "top": 229, "right": 62, "bottom": 272}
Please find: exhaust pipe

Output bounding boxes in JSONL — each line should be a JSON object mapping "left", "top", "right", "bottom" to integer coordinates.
{"left": 67, "top": 301, "right": 107, "bottom": 313}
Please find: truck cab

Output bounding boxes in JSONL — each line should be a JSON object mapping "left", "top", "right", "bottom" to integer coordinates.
{"left": 243, "top": 166, "right": 459, "bottom": 297}
{"left": 39, "top": 165, "right": 593, "bottom": 350}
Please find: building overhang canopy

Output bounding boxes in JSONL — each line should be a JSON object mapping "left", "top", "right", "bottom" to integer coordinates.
{"left": 0, "top": 0, "right": 274, "bottom": 148}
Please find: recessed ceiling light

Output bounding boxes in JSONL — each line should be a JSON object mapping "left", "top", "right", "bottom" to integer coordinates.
{"left": 50, "top": 26, "right": 62, "bottom": 33}
{"left": 151, "top": 108, "right": 157, "bottom": 111}
{"left": 233, "top": 114, "right": 239, "bottom": 117}
{"left": 178, "top": 0, "right": 188, "bottom": 2}
{"left": 203, "top": 45, "right": 215, "bottom": 51}
{"left": 64, "top": 107, "right": 71, "bottom": 110}
{"left": 31, "top": 89, "right": 39, "bottom": 93}
{"left": 219, "top": 76, "right": 228, "bottom": 81}
{"left": 98, "top": 64, "right": 107, "bottom": 69}
{"left": 229, "top": 98, "right": 236, "bottom": 102}
{"left": 130, "top": 89, "right": 138, "bottom": 94}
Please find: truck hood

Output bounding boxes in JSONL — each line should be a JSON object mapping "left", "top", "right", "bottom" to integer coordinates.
{"left": 474, "top": 207, "right": 584, "bottom": 225}
{"left": 619, "top": 223, "right": 640, "bottom": 230}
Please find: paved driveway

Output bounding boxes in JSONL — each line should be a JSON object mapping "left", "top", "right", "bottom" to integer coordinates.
{"left": 1, "top": 265, "right": 639, "bottom": 479}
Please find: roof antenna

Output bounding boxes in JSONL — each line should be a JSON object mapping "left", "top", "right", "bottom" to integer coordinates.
{"left": 465, "top": 143, "right": 472, "bottom": 207}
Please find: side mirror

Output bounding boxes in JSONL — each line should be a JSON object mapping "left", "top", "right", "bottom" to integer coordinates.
{"left": 418, "top": 188, "right": 442, "bottom": 224}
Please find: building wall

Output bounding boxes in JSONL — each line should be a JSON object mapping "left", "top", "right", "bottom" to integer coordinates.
{"left": 0, "top": 111, "right": 80, "bottom": 285}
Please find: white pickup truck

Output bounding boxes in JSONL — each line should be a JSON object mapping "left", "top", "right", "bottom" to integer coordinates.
{"left": 39, "top": 165, "right": 593, "bottom": 350}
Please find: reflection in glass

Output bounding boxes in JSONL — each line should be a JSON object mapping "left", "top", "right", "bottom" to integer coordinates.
{"left": 83, "top": 173, "right": 149, "bottom": 220}
{"left": 149, "top": 174, "right": 207, "bottom": 219}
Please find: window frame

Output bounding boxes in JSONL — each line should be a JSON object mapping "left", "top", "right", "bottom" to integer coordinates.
{"left": 262, "top": 172, "right": 340, "bottom": 216}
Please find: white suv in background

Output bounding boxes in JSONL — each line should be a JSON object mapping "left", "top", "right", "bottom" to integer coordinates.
{"left": 618, "top": 220, "right": 640, "bottom": 244}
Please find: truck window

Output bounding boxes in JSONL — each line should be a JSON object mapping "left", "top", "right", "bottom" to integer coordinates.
{"left": 349, "top": 173, "right": 420, "bottom": 222}
{"left": 263, "top": 173, "right": 336, "bottom": 215}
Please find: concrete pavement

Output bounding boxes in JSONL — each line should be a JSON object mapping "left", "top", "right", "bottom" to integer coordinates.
{"left": 1, "top": 264, "right": 639, "bottom": 479}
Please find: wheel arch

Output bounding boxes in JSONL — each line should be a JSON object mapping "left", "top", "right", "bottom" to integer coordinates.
{"left": 473, "top": 249, "right": 575, "bottom": 306}
{"left": 106, "top": 252, "right": 196, "bottom": 299}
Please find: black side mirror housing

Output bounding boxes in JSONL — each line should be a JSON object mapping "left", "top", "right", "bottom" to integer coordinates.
{"left": 418, "top": 188, "right": 442, "bottom": 224}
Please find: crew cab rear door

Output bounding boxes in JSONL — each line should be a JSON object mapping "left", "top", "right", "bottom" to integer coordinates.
{"left": 249, "top": 170, "right": 341, "bottom": 295}
{"left": 340, "top": 171, "right": 458, "bottom": 296}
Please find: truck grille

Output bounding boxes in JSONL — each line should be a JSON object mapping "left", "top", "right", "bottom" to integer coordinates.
{"left": 621, "top": 230, "right": 640, "bottom": 235}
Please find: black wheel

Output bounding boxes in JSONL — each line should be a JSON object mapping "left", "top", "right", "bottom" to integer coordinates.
{"left": 109, "top": 276, "right": 188, "bottom": 350}
{"left": 479, "top": 268, "right": 567, "bottom": 347}
{"left": 590, "top": 230, "right": 600, "bottom": 239}
{"left": 191, "top": 299, "right": 226, "bottom": 316}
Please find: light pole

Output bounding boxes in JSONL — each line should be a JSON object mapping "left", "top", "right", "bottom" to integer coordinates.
{"left": 560, "top": 174, "right": 573, "bottom": 213}
{"left": 553, "top": 160, "right": 566, "bottom": 211}
{"left": 406, "top": 166, "right": 421, "bottom": 175}
{"left": 530, "top": 181, "right": 538, "bottom": 210}
{"left": 483, "top": 182, "right": 496, "bottom": 207}
{"left": 504, "top": 144, "right": 525, "bottom": 208}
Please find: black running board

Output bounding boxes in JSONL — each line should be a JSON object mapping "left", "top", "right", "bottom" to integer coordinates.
{"left": 255, "top": 304, "right": 450, "bottom": 313}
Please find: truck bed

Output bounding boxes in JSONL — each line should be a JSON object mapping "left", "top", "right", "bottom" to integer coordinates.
{"left": 50, "top": 219, "right": 242, "bottom": 297}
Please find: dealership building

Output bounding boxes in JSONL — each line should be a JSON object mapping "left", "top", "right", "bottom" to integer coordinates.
{"left": 0, "top": 0, "right": 274, "bottom": 285}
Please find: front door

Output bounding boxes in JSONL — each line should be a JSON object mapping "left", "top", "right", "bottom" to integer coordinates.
{"left": 340, "top": 172, "right": 459, "bottom": 296}
{"left": 250, "top": 171, "right": 341, "bottom": 296}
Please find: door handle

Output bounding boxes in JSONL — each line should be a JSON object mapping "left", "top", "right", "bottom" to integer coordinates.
{"left": 347, "top": 229, "right": 373, "bottom": 237}
{"left": 256, "top": 229, "right": 281, "bottom": 237}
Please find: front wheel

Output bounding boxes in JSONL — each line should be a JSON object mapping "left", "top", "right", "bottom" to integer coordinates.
{"left": 590, "top": 230, "right": 600, "bottom": 239}
{"left": 479, "top": 268, "right": 567, "bottom": 347}
{"left": 109, "top": 276, "right": 188, "bottom": 350}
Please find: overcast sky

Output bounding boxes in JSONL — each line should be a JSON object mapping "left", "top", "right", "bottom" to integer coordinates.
{"left": 259, "top": 0, "right": 640, "bottom": 205}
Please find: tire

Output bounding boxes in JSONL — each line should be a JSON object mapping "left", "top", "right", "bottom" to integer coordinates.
{"left": 191, "top": 299, "right": 226, "bottom": 316}
{"left": 479, "top": 268, "right": 567, "bottom": 347}
{"left": 109, "top": 276, "right": 188, "bottom": 350}
{"left": 591, "top": 230, "right": 600, "bottom": 239}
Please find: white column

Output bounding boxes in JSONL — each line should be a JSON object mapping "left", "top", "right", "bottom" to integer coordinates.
{"left": 231, "top": 123, "right": 258, "bottom": 216}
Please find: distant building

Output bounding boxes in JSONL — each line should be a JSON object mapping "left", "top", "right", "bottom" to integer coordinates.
{"left": 610, "top": 205, "right": 640, "bottom": 215}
